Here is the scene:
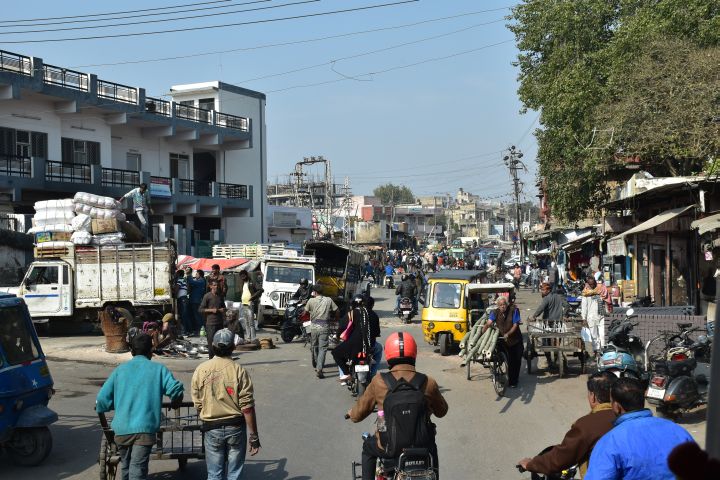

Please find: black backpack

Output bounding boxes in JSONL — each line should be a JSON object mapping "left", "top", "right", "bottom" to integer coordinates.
{"left": 380, "top": 372, "right": 433, "bottom": 457}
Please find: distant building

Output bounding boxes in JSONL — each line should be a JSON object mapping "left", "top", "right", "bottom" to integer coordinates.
{"left": 456, "top": 188, "right": 479, "bottom": 205}
{"left": 265, "top": 205, "right": 313, "bottom": 246}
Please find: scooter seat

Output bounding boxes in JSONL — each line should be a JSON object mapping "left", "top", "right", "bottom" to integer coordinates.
{"left": 677, "top": 322, "right": 693, "bottom": 329}
{"left": 657, "top": 357, "right": 697, "bottom": 377}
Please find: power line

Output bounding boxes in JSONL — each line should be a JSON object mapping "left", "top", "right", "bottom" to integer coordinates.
{"left": 0, "top": 0, "right": 320, "bottom": 35}
{"left": 0, "top": 0, "right": 237, "bottom": 24}
{"left": 238, "top": 18, "right": 505, "bottom": 83}
{"left": 265, "top": 38, "right": 514, "bottom": 93}
{"left": 70, "top": 6, "right": 512, "bottom": 68}
{"left": 337, "top": 150, "right": 505, "bottom": 176}
{"left": 0, "top": 1, "right": 420, "bottom": 44}
{"left": 0, "top": 0, "right": 271, "bottom": 29}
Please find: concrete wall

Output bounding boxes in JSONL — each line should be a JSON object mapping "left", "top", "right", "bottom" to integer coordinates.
{"left": 0, "top": 230, "right": 33, "bottom": 287}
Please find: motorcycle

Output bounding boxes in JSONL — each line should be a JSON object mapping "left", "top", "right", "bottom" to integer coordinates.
{"left": 516, "top": 446, "right": 577, "bottom": 479}
{"left": 281, "top": 298, "right": 310, "bottom": 344}
{"left": 630, "top": 296, "right": 654, "bottom": 308}
{"left": 384, "top": 275, "right": 395, "bottom": 289}
{"left": 597, "top": 309, "right": 645, "bottom": 380}
{"left": 646, "top": 336, "right": 712, "bottom": 419}
{"left": 346, "top": 353, "right": 372, "bottom": 398}
{"left": 397, "top": 297, "right": 415, "bottom": 324}
{"left": 351, "top": 432, "right": 436, "bottom": 480}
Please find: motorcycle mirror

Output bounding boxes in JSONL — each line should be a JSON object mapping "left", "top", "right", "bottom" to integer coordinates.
{"left": 626, "top": 308, "right": 635, "bottom": 317}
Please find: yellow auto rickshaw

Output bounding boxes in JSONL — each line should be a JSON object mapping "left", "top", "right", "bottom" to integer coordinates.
{"left": 421, "top": 270, "right": 489, "bottom": 356}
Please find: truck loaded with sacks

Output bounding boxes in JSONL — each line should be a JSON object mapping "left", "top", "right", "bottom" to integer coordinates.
{"left": 17, "top": 193, "right": 175, "bottom": 331}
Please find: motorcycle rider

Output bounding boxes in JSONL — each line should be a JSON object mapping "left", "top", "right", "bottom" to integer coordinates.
{"left": 333, "top": 295, "right": 375, "bottom": 384}
{"left": 395, "top": 274, "right": 418, "bottom": 314}
{"left": 517, "top": 371, "right": 618, "bottom": 477}
{"left": 347, "top": 332, "right": 448, "bottom": 480}
{"left": 384, "top": 263, "right": 394, "bottom": 284}
{"left": 291, "top": 278, "right": 312, "bottom": 305}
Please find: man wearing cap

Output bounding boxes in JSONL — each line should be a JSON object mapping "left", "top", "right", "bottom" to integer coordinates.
{"left": 192, "top": 329, "right": 261, "bottom": 480}
{"left": 305, "top": 284, "right": 339, "bottom": 379}
{"left": 96, "top": 333, "right": 184, "bottom": 480}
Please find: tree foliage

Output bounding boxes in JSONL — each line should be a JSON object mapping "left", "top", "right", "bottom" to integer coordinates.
{"left": 372, "top": 183, "right": 415, "bottom": 205}
{"left": 509, "top": 0, "right": 720, "bottom": 222}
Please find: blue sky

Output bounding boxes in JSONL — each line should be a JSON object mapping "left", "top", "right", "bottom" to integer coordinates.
{"left": 1, "top": 0, "right": 538, "bottom": 201}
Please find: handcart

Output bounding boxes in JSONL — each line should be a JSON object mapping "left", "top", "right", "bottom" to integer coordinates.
{"left": 460, "top": 282, "right": 516, "bottom": 397}
{"left": 98, "top": 401, "right": 204, "bottom": 480}
{"left": 526, "top": 317, "right": 587, "bottom": 377}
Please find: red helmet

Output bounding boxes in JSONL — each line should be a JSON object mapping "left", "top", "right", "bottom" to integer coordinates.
{"left": 385, "top": 331, "right": 417, "bottom": 362}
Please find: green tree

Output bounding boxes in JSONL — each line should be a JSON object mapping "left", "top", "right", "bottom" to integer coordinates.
{"left": 372, "top": 183, "right": 415, "bottom": 205}
{"left": 508, "top": 0, "right": 720, "bottom": 222}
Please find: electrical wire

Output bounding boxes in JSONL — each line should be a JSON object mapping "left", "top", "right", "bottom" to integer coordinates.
{"left": 0, "top": 0, "right": 237, "bottom": 24}
{"left": 0, "top": 0, "right": 420, "bottom": 44}
{"left": 265, "top": 38, "right": 514, "bottom": 93}
{"left": 337, "top": 150, "right": 505, "bottom": 176}
{"left": 238, "top": 18, "right": 505, "bottom": 83}
{"left": 0, "top": 0, "right": 320, "bottom": 35}
{"left": 0, "top": 1, "right": 270, "bottom": 28}
{"left": 70, "top": 6, "right": 512, "bottom": 68}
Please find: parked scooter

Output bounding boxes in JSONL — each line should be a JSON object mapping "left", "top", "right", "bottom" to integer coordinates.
{"left": 397, "top": 297, "right": 415, "bottom": 324}
{"left": 0, "top": 294, "right": 58, "bottom": 466}
{"left": 281, "top": 298, "right": 310, "bottom": 343}
{"left": 646, "top": 336, "right": 712, "bottom": 419}
{"left": 597, "top": 309, "right": 645, "bottom": 380}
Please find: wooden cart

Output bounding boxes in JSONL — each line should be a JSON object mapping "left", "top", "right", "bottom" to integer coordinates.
{"left": 526, "top": 317, "right": 587, "bottom": 377}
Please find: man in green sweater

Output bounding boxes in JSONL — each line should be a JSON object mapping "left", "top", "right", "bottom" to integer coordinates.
{"left": 96, "top": 333, "right": 184, "bottom": 480}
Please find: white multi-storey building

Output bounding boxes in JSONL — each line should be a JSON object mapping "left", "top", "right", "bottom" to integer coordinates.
{"left": 0, "top": 50, "right": 266, "bottom": 255}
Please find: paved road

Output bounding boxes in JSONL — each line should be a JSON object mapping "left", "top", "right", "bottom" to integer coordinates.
{"left": 1, "top": 286, "right": 707, "bottom": 479}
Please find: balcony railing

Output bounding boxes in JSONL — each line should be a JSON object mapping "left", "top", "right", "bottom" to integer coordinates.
{"left": 215, "top": 112, "right": 250, "bottom": 132}
{"left": 179, "top": 179, "right": 210, "bottom": 197}
{"left": 0, "top": 154, "right": 31, "bottom": 177}
{"left": 102, "top": 167, "right": 139, "bottom": 189}
{"left": 0, "top": 50, "right": 31, "bottom": 76}
{"left": 97, "top": 79, "right": 137, "bottom": 104}
{"left": 145, "top": 97, "right": 171, "bottom": 117}
{"left": 46, "top": 160, "right": 91, "bottom": 183}
{"left": 175, "top": 104, "right": 211, "bottom": 124}
{"left": 218, "top": 182, "right": 248, "bottom": 199}
{"left": 43, "top": 64, "right": 89, "bottom": 91}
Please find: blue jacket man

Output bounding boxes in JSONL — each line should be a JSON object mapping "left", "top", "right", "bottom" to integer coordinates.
{"left": 96, "top": 333, "right": 184, "bottom": 480}
{"left": 585, "top": 377, "right": 694, "bottom": 480}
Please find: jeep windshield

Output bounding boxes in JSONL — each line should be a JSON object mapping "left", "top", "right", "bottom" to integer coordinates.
{"left": 265, "top": 265, "right": 313, "bottom": 284}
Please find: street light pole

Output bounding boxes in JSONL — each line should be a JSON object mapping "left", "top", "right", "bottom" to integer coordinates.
{"left": 504, "top": 146, "right": 526, "bottom": 258}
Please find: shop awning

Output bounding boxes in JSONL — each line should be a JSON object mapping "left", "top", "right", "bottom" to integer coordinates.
{"left": 691, "top": 212, "right": 720, "bottom": 236}
{"left": 560, "top": 232, "right": 594, "bottom": 251}
{"left": 609, "top": 205, "right": 695, "bottom": 242}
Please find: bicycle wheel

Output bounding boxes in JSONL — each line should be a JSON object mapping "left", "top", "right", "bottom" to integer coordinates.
{"left": 492, "top": 351, "right": 509, "bottom": 397}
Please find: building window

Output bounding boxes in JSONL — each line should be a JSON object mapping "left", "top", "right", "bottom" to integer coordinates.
{"left": 61, "top": 138, "right": 100, "bottom": 165}
{"left": 0, "top": 127, "right": 47, "bottom": 159}
{"left": 126, "top": 152, "right": 141, "bottom": 171}
{"left": 198, "top": 98, "right": 215, "bottom": 111}
{"left": 170, "top": 153, "right": 190, "bottom": 179}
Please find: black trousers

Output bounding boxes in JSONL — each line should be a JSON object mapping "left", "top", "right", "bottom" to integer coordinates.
{"left": 361, "top": 436, "right": 439, "bottom": 480}
{"left": 507, "top": 340, "right": 524, "bottom": 386}
{"left": 206, "top": 323, "right": 221, "bottom": 359}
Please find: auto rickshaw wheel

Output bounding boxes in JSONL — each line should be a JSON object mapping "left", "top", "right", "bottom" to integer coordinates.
{"left": 99, "top": 434, "right": 118, "bottom": 480}
{"left": 439, "top": 333, "right": 451, "bottom": 356}
{"left": 8, "top": 427, "right": 53, "bottom": 467}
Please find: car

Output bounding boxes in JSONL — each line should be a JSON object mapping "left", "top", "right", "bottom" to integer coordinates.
{"left": 503, "top": 256, "right": 521, "bottom": 268}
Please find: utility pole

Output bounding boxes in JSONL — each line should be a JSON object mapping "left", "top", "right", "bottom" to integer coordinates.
{"left": 504, "top": 146, "right": 526, "bottom": 258}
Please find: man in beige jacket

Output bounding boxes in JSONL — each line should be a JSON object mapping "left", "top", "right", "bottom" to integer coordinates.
{"left": 192, "top": 329, "right": 260, "bottom": 479}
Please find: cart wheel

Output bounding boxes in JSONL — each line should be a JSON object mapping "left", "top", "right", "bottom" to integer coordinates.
{"left": 439, "top": 333, "right": 450, "bottom": 356}
{"left": 98, "top": 435, "right": 117, "bottom": 480}
{"left": 492, "top": 351, "right": 509, "bottom": 397}
{"left": 579, "top": 352, "right": 587, "bottom": 374}
{"left": 526, "top": 355, "right": 533, "bottom": 375}
{"left": 466, "top": 357, "right": 472, "bottom": 380}
{"left": 558, "top": 355, "right": 566, "bottom": 378}
{"left": 178, "top": 457, "right": 188, "bottom": 470}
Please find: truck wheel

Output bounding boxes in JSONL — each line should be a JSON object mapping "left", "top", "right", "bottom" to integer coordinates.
{"left": 256, "top": 308, "right": 265, "bottom": 328}
{"left": 8, "top": 427, "right": 53, "bottom": 467}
